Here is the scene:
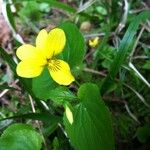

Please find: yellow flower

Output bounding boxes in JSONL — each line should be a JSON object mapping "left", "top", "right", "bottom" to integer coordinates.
{"left": 89, "top": 37, "right": 99, "bottom": 47}
{"left": 16, "top": 28, "right": 75, "bottom": 85}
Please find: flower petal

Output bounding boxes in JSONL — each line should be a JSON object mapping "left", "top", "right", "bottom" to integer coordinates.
{"left": 16, "top": 60, "right": 44, "bottom": 78}
{"left": 47, "top": 28, "right": 66, "bottom": 56}
{"left": 36, "top": 29, "right": 53, "bottom": 59}
{"left": 16, "top": 44, "right": 41, "bottom": 60}
{"left": 89, "top": 37, "right": 99, "bottom": 47}
{"left": 48, "top": 59, "right": 75, "bottom": 85}
{"left": 16, "top": 44, "right": 46, "bottom": 65}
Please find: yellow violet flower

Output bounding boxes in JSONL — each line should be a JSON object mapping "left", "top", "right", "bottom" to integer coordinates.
{"left": 16, "top": 28, "right": 75, "bottom": 85}
{"left": 89, "top": 37, "right": 99, "bottom": 47}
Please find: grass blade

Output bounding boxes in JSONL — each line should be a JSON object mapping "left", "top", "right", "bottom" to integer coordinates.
{"left": 0, "top": 113, "right": 60, "bottom": 124}
{"left": 37, "top": 0, "right": 91, "bottom": 18}
{"left": 0, "top": 47, "right": 48, "bottom": 112}
{"left": 0, "top": 47, "right": 16, "bottom": 73}
{"left": 101, "top": 10, "right": 150, "bottom": 94}
{"left": 38, "top": 0, "right": 76, "bottom": 13}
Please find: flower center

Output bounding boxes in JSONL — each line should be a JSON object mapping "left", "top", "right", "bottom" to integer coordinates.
{"left": 47, "top": 59, "right": 61, "bottom": 72}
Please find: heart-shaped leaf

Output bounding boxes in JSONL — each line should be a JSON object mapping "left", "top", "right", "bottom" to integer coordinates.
{"left": 0, "top": 124, "right": 42, "bottom": 150}
{"left": 64, "top": 83, "right": 115, "bottom": 150}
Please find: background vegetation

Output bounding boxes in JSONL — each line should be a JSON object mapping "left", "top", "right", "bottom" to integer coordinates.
{"left": 0, "top": 0, "right": 150, "bottom": 150}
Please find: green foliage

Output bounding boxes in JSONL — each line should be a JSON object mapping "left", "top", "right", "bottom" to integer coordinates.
{"left": 113, "top": 114, "right": 136, "bottom": 140}
{"left": 32, "top": 22, "right": 85, "bottom": 100}
{"left": 59, "top": 22, "right": 86, "bottom": 68}
{"left": 32, "top": 68, "right": 57, "bottom": 99}
{"left": 0, "top": 48, "right": 48, "bottom": 112}
{"left": 52, "top": 137, "right": 60, "bottom": 150}
{"left": 95, "top": 6, "right": 107, "bottom": 15}
{"left": 0, "top": 47, "right": 16, "bottom": 73}
{"left": 18, "top": 1, "right": 42, "bottom": 23}
{"left": 48, "top": 87, "right": 76, "bottom": 105}
{"left": 64, "top": 83, "right": 115, "bottom": 150}
{"left": 0, "top": 113, "right": 60, "bottom": 125}
{"left": 136, "top": 126, "right": 150, "bottom": 143}
{"left": 0, "top": 0, "right": 150, "bottom": 149}
{"left": 32, "top": 69, "right": 76, "bottom": 102}
{"left": 38, "top": 0, "right": 76, "bottom": 14}
{"left": 0, "top": 124, "right": 42, "bottom": 150}
{"left": 97, "top": 44, "right": 116, "bottom": 69}
{"left": 143, "top": 60, "right": 150, "bottom": 69}
{"left": 6, "top": 3, "right": 16, "bottom": 31}
{"left": 101, "top": 10, "right": 150, "bottom": 94}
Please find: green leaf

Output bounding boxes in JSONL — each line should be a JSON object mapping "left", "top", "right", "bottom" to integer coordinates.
{"left": 0, "top": 48, "right": 32, "bottom": 92}
{"left": 37, "top": 0, "right": 91, "bottom": 19}
{"left": 32, "top": 23, "right": 85, "bottom": 102}
{"left": 136, "top": 126, "right": 150, "bottom": 143}
{"left": 52, "top": 137, "right": 60, "bottom": 150}
{"left": 39, "top": 2, "right": 51, "bottom": 13}
{"left": 0, "top": 124, "right": 42, "bottom": 150}
{"left": 59, "top": 22, "right": 86, "bottom": 68}
{"left": 97, "top": 44, "right": 116, "bottom": 69}
{"left": 0, "top": 47, "right": 16, "bottom": 73}
{"left": 143, "top": 60, "right": 150, "bottom": 69}
{"left": 0, "top": 47, "right": 48, "bottom": 112}
{"left": 96, "top": 6, "right": 107, "bottom": 15}
{"left": 0, "top": 47, "right": 31, "bottom": 94}
{"left": 101, "top": 10, "right": 150, "bottom": 94}
{"left": 38, "top": 0, "right": 76, "bottom": 14}
{"left": 5, "top": 3, "right": 16, "bottom": 31}
{"left": 32, "top": 68, "right": 57, "bottom": 99}
{"left": 0, "top": 113, "right": 60, "bottom": 125}
{"left": 64, "top": 83, "right": 115, "bottom": 150}
{"left": 48, "top": 87, "right": 77, "bottom": 104}
{"left": 18, "top": 1, "right": 42, "bottom": 23}
{"left": 0, "top": 84, "right": 16, "bottom": 90}
{"left": 0, "top": 113, "right": 60, "bottom": 137}
{"left": 32, "top": 22, "right": 85, "bottom": 100}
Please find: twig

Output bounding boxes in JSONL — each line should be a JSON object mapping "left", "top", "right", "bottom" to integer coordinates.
{"left": 129, "top": 1, "right": 149, "bottom": 14}
{"left": 0, "top": 89, "right": 9, "bottom": 98}
{"left": 115, "top": 0, "right": 129, "bottom": 34}
{"left": 103, "top": 95, "right": 127, "bottom": 105}
{"left": 58, "top": 123, "right": 68, "bottom": 138}
{"left": 132, "top": 55, "right": 149, "bottom": 60}
{"left": 141, "top": 23, "right": 150, "bottom": 33}
{"left": 83, "top": 68, "right": 106, "bottom": 77}
{"left": 129, "top": 62, "right": 150, "bottom": 88}
{"left": 124, "top": 83, "right": 150, "bottom": 108}
{"left": 77, "top": 0, "right": 97, "bottom": 13}
{"left": 40, "top": 100, "right": 50, "bottom": 111}
{"left": 1, "top": 0, "right": 24, "bottom": 44}
{"left": 125, "top": 103, "right": 140, "bottom": 123}
{"left": 84, "top": 33, "right": 105, "bottom": 38}
{"left": 0, "top": 79, "right": 19, "bottom": 98}
{"left": 146, "top": 20, "right": 150, "bottom": 27}
{"left": 129, "top": 26, "right": 145, "bottom": 61}
{"left": 28, "top": 95, "right": 48, "bottom": 150}
{"left": 83, "top": 67, "right": 147, "bottom": 122}
{"left": 129, "top": 8, "right": 148, "bottom": 14}
{"left": 103, "top": 95, "right": 140, "bottom": 123}
{"left": 85, "top": 49, "right": 95, "bottom": 60}
{"left": 28, "top": 95, "right": 36, "bottom": 113}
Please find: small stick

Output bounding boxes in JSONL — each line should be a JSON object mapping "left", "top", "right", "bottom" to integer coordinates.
{"left": 83, "top": 68, "right": 106, "bottom": 77}
{"left": 129, "top": 26, "right": 145, "bottom": 61}
{"left": 0, "top": 79, "right": 19, "bottom": 98}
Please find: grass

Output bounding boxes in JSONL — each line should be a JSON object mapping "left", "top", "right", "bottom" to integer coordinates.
{"left": 0, "top": 0, "right": 150, "bottom": 149}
